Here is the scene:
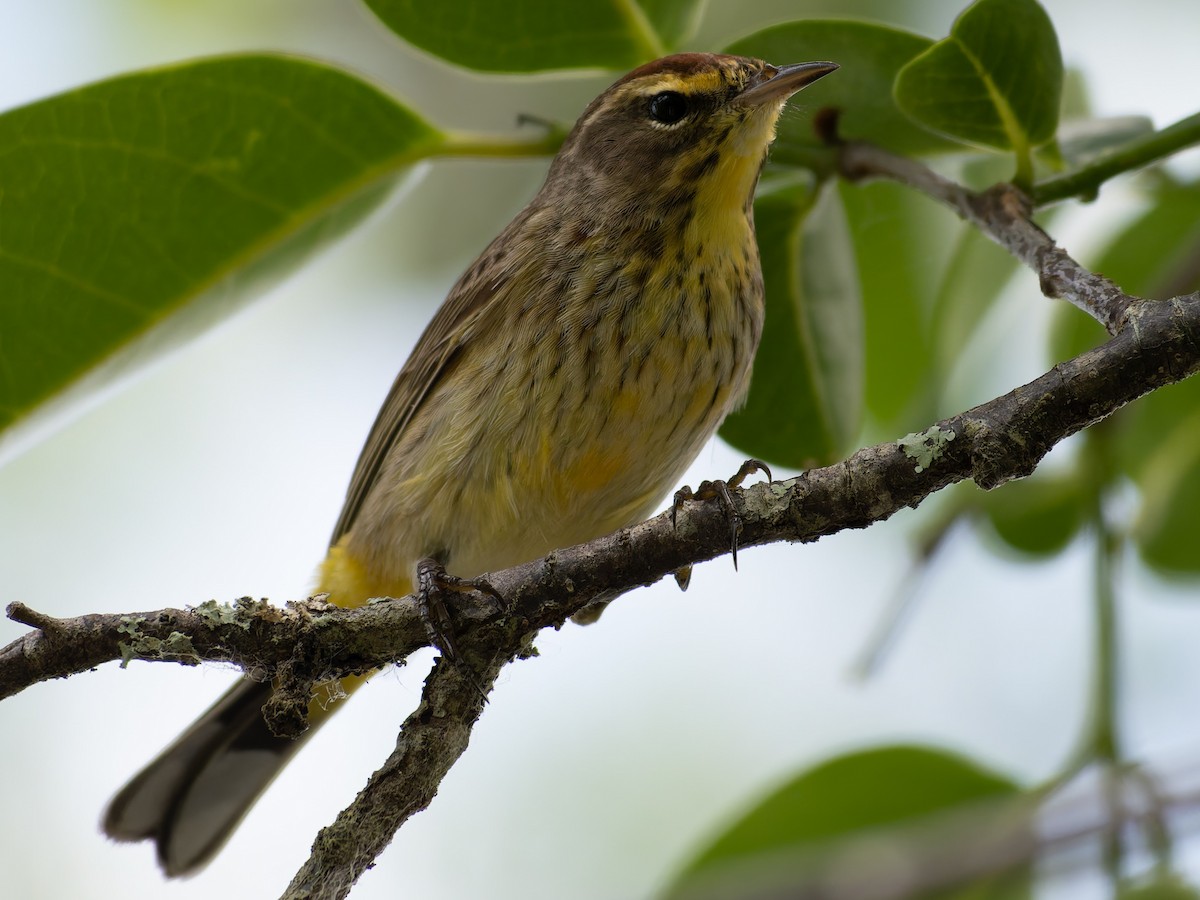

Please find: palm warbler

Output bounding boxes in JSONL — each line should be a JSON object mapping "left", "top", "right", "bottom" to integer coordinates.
{"left": 103, "top": 52, "right": 837, "bottom": 875}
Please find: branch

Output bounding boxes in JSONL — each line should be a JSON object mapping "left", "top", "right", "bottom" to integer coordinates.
{"left": 282, "top": 650, "right": 510, "bottom": 900}
{"left": 838, "top": 141, "right": 1134, "bottom": 333}
{"left": 5, "top": 297, "right": 1199, "bottom": 692}
{"left": 1, "top": 596, "right": 427, "bottom": 711}
{"left": 5, "top": 149, "right": 1200, "bottom": 895}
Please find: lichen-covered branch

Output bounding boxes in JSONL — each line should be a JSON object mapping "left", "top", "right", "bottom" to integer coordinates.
{"left": 4, "top": 159, "right": 1200, "bottom": 897}
{"left": 5, "top": 292, "right": 1200, "bottom": 707}
{"left": 281, "top": 645, "right": 517, "bottom": 900}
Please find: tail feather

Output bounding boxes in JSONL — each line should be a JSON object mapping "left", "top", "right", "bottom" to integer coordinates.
{"left": 104, "top": 679, "right": 309, "bottom": 876}
{"left": 107, "top": 553, "right": 389, "bottom": 874}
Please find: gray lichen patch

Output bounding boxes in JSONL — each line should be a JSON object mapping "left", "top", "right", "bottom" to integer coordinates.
{"left": 116, "top": 617, "right": 200, "bottom": 668}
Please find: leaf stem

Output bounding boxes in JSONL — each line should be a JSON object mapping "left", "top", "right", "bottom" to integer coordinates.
{"left": 613, "top": 0, "right": 668, "bottom": 60}
{"left": 1084, "top": 453, "right": 1125, "bottom": 888}
{"left": 439, "top": 129, "right": 567, "bottom": 160}
{"left": 1091, "top": 515, "right": 1120, "bottom": 765}
{"left": 1033, "top": 111, "right": 1200, "bottom": 205}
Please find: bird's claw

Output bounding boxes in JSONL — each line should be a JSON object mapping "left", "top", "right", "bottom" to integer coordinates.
{"left": 415, "top": 558, "right": 505, "bottom": 663}
{"left": 670, "top": 459, "right": 773, "bottom": 570}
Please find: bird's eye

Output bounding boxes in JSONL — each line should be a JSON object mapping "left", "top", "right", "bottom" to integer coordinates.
{"left": 648, "top": 91, "right": 688, "bottom": 125}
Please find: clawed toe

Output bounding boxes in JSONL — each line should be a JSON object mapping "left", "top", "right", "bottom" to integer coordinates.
{"left": 669, "top": 458, "right": 773, "bottom": 570}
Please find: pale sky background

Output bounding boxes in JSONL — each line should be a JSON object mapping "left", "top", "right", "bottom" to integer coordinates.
{"left": 1, "top": 1, "right": 1199, "bottom": 898}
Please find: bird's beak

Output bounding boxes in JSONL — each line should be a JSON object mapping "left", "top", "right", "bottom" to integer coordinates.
{"left": 736, "top": 61, "right": 839, "bottom": 108}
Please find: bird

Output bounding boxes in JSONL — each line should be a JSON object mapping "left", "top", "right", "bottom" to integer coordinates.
{"left": 102, "top": 50, "right": 838, "bottom": 876}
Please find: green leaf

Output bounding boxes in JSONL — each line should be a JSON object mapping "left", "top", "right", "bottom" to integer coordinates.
{"left": 1048, "top": 303, "right": 1109, "bottom": 365}
{"left": 667, "top": 745, "right": 1030, "bottom": 899}
{"left": 1134, "top": 409, "right": 1200, "bottom": 575}
{"left": 1054, "top": 116, "right": 1155, "bottom": 170}
{"left": 637, "top": 0, "right": 701, "bottom": 52}
{"left": 720, "top": 178, "right": 862, "bottom": 469}
{"left": 895, "top": 0, "right": 1063, "bottom": 178}
{"left": 727, "top": 20, "right": 966, "bottom": 160}
{"left": 0, "top": 55, "right": 445, "bottom": 449}
{"left": 1120, "top": 873, "right": 1200, "bottom": 899}
{"left": 837, "top": 179, "right": 955, "bottom": 428}
{"left": 930, "top": 154, "right": 1046, "bottom": 381}
{"left": 982, "top": 472, "right": 1087, "bottom": 558}
{"left": 363, "top": 0, "right": 699, "bottom": 72}
{"left": 1086, "top": 179, "right": 1200, "bottom": 302}
{"left": 930, "top": 229, "right": 1018, "bottom": 375}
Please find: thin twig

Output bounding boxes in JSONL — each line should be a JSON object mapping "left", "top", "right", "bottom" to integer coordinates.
{"left": 838, "top": 141, "right": 1135, "bottom": 333}
{"left": 6, "top": 601, "right": 65, "bottom": 632}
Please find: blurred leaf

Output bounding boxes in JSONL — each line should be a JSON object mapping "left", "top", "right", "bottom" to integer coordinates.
{"left": 1120, "top": 873, "right": 1200, "bottom": 899}
{"left": 1050, "top": 179, "right": 1200, "bottom": 463}
{"left": 895, "top": 0, "right": 1063, "bottom": 170}
{"left": 0, "top": 55, "right": 443, "bottom": 449}
{"left": 727, "top": 20, "right": 967, "bottom": 160}
{"left": 1048, "top": 302, "right": 1109, "bottom": 362}
{"left": 982, "top": 472, "right": 1087, "bottom": 557}
{"left": 1134, "top": 410, "right": 1200, "bottom": 575}
{"left": 638, "top": 0, "right": 701, "bottom": 51}
{"left": 667, "top": 745, "right": 1029, "bottom": 899}
{"left": 1119, "top": 372, "right": 1200, "bottom": 484}
{"left": 930, "top": 224, "right": 1018, "bottom": 378}
{"left": 1086, "top": 179, "right": 1200, "bottom": 302}
{"left": 720, "top": 178, "right": 862, "bottom": 469}
{"left": 1059, "top": 67, "right": 1092, "bottom": 122}
{"left": 363, "top": 0, "right": 699, "bottom": 72}
{"left": 1054, "top": 116, "right": 1155, "bottom": 170}
{"left": 932, "top": 153, "right": 1061, "bottom": 389}
{"left": 837, "top": 179, "right": 953, "bottom": 428}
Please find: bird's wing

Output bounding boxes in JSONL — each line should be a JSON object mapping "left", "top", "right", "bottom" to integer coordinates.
{"left": 328, "top": 244, "right": 517, "bottom": 545}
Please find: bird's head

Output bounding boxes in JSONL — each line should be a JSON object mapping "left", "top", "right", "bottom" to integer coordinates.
{"left": 546, "top": 53, "right": 837, "bottom": 216}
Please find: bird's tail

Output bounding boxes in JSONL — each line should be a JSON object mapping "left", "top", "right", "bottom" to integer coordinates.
{"left": 102, "top": 673, "right": 363, "bottom": 876}
{"left": 105, "top": 549, "right": 393, "bottom": 875}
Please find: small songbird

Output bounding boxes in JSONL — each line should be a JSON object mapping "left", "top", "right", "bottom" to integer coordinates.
{"left": 103, "top": 51, "right": 837, "bottom": 875}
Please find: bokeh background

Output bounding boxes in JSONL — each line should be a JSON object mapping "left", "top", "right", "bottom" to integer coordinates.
{"left": 1, "top": 1, "right": 1199, "bottom": 897}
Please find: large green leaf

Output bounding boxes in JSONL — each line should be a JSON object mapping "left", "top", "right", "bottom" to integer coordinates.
{"left": 720, "top": 178, "right": 863, "bottom": 470}
{"left": 1136, "top": 410, "right": 1200, "bottom": 575}
{"left": 837, "top": 179, "right": 947, "bottom": 429}
{"left": 667, "top": 745, "right": 1030, "bottom": 899}
{"left": 928, "top": 154, "right": 1046, "bottom": 385}
{"left": 930, "top": 226, "right": 1019, "bottom": 374}
{"left": 727, "top": 20, "right": 965, "bottom": 161}
{"left": 932, "top": 156, "right": 1058, "bottom": 408}
{"left": 363, "top": 0, "right": 700, "bottom": 72}
{"left": 0, "top": 55, "right": 445, "bottom": 450}
{"left": 895, "top": 0, "right": 1062, "bottom": 175}
{"left": 1053, "top": 116, "right": 1154, "bottom": 171}
{"left": 982, "top": 471, "right": 1088, "bottom": 558}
